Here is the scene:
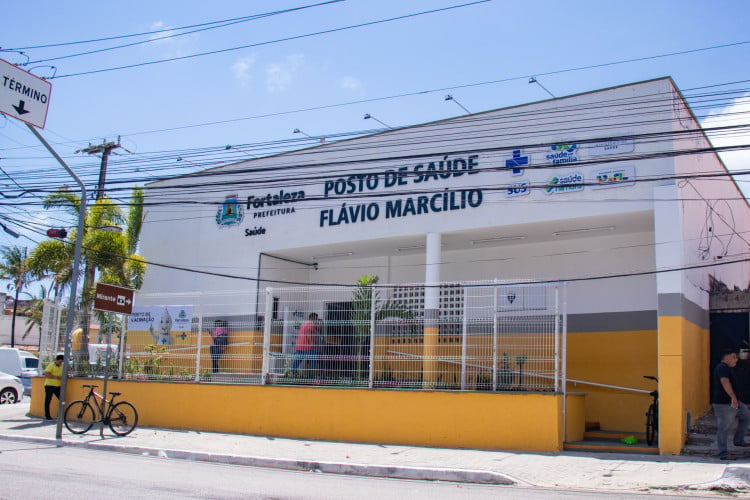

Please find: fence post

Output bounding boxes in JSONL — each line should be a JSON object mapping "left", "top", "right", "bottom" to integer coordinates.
{"left": 560, "top": 283, "right": 568, "bottom": 444}
{"left": 194, "top": 313, "right": 203, "bottom": 382}
{"left": 368, "top": 285, "right": 376, "bottom": 389}
{"left": 554, "top": 285, "right": 560, "bottom": 393}
{"left": 262, "top": 287, "right": 273, "bottom": 384}
{"left": 461, "top": 288, "right": 468, "bottom": 390}
{"left": 118, "top": 314, "right": 127, "bottom": 380}
{"left": 492, "top": 285, "right": 498, "bottom": 392}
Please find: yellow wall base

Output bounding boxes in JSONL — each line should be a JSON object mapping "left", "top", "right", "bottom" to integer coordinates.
{"left": 567, "top": 330, "right": 658, "bottom": 432}
{"left": 658, "top": 315, "right": 710, "bottom": 455}
{"left": 32, "top": 378, "right": 584, "bottom": 452}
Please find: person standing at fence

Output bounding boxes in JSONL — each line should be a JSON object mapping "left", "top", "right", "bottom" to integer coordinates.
{"left": 291, "top": 313, "right": 320, "bottom": 377}
{"left": 43, "top": 354, "right": 64, "bottom": 420}
{"left": 210, "top": 320, "right": 229, "bottom": 374}
{"left": 733, "top": 346, "right": 750, "bottom": 405}
{"left": 712, "top": 348, "right": 750, "bottom": 460}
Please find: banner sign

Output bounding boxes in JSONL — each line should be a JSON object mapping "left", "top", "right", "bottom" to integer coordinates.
{"left": 128, "top": 306, "right": 193, "bottom": 345}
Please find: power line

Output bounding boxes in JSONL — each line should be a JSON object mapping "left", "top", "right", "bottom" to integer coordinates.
{"left": 22, "top": 1, "right": 345, "bottom": 65}
{"left": 4, "top": 100, "right": 750, "bottom": 198}
{"left": 3, "top": 82, "right": 748, "bottom": 223}
{"left": 5, "top": 82, "right": 747, "bottom": 166}
{"left": 4, "top": 1, "right": 345, "bottom": 51}
{"left": 50, "top": 1, "right": 491, "bottom": 79}
{"left": 12, "top": 215, "right": 750, "bottom": 288}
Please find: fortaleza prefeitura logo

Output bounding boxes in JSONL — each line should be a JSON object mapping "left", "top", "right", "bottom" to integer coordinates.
{"left": 216, "top": 194, "right": 244, "bottom": 227}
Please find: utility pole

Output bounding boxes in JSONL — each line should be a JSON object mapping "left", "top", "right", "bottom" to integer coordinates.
{"left": 78, "top": 138, "right": 121, "bottom": 200}
{"left": 76, "top": 138, "right": 121, "bottom": 350}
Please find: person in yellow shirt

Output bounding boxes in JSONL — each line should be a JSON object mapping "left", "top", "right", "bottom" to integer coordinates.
{"left": 43, "top": 355, "right": 64, "bottom": 420}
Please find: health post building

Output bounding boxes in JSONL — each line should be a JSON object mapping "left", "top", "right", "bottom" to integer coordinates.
{"left": 132, "top": 77, "right": 750, "bottom": 454}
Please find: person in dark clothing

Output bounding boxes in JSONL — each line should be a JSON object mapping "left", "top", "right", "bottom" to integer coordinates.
{"left": 712, "top": 348, "right": 750, "bottom": 460}
{"left": 210, "top": 320, "right": 229, "bottom": 374}
{"left": 733, "top": 347, "right": 750, "bottom": 405}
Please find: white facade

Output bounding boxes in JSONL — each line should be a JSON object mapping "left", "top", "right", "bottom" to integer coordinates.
{"left": 137, "top": 78, "right": 749, "bottom": 320}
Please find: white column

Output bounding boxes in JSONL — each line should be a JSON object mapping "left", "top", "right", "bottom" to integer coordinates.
{"left": 423, "top": 232, "right": 441, "bottom": 388}
{"left": 425, "top": 232, "right": 442, "bottom": 308}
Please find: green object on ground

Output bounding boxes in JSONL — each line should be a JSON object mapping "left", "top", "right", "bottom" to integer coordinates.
{"left": 621, "top": 435, "right": 638, "bottom": 445}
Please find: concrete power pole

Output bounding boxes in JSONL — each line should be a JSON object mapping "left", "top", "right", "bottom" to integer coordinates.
{"left": 79, "top": 139, "right": 121, "bottom": 200}
{"left": 76, "top": 139, "right": 122, "bottom": 351}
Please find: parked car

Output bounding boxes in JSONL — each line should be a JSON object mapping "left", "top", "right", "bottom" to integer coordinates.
{"left": 0, "top": 347, "right": 39, "bottom": 395}
{"left": 0, "top": 371, "right": 24, "bottom": 404}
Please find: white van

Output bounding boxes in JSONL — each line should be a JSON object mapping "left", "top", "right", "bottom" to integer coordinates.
{"left": 0, "top": 347, "right": 39, "bottom": 395}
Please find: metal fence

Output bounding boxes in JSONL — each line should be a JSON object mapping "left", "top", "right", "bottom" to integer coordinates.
{"left": 40, "top": 281, "right": 566, "bottom": 393}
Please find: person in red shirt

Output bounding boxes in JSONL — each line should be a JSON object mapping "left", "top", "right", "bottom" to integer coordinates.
{"left": 291, "top": 313, "right": 321, "bottom": 377}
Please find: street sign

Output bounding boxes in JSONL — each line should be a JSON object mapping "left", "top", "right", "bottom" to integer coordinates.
{"left": 0, "top": 58, "right": 52, "bottom": 129}
{"left": 94, "top": 283, "right": 135, "bottom": 315}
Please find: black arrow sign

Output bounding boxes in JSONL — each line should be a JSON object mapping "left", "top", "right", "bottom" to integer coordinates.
{"left": 12, "top": 100, "right": 30, "bottom": 115}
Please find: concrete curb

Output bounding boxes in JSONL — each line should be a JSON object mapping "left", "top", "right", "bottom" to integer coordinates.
{"left": 0, "top": 434, "right": 514, "bottom": 485}
{"left": 687, "top": 465, "right": 750, "bottom": 492}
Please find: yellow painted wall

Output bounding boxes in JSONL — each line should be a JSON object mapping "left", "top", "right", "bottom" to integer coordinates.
{"left": 658, "top": 316, "right": 710, "bottom": 455}
{"left": 31, "top": 378, "right": 567, "bottom": 452}
{"left": 565, "top": 393, "right": 586, "bottom": 442}
{"left": 566, "top": 330, "right": 658, "bottom": 431}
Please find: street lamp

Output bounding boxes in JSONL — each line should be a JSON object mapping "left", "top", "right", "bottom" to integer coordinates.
{"left": 444, "top": 95, "right": 471, "bottom": 114}
{"left": 529, "top": 76, "right": 555, "bottom": 98}
{"left": 363, "top": 113, "right": 391, "bottom": 129}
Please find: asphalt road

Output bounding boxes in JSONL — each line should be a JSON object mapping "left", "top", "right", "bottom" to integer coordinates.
{"left": 0, "top": 440, "right": 722, "bottom": 500}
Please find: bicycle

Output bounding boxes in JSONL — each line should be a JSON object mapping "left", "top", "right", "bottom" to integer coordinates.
{"left": 64, "top": 384, "right": 139, "bottom": 436}
{"left": 644, "top": 375, "right": 658, "bottom": 446}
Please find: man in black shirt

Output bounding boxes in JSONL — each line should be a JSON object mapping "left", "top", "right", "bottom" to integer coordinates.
{"left": 733, "top": 347, "right": 750, "bottom": 405}
{"left": 712, "top": 348, "right": 750, "bottom": 460}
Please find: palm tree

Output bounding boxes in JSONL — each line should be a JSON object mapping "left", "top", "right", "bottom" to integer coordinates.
{"left": 27, "top": 186, "right": 147, "bottom": 352}
{"left": 21, "top": 285, "right": 47, "bottom": 344}
{"left": 351, "top": 274, "right": 412, "bottom": 380}
{"left": 0, "top": 246, "right": 36, "bottom": 347}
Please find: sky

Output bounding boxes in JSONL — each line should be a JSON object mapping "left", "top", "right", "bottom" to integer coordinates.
{"left": 1, "top": 0, "right": 749, "bottom": 254}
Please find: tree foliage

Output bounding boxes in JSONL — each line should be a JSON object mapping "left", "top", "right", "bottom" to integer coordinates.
{"left": 0, "top": 246, "right": 37, "bottom": 347}
{"left": 27, "top": 186, "right": 147, "bottom": 342}
{"left": 351, "top": 274, "right": 413, "bottom": 380}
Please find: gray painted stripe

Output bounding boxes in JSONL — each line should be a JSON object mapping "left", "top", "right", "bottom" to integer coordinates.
{"left": 567, "top": 311, "right": 657, "bottom": 333}
{"left": 658, "top": 293, "right": 709, "bottom": 329}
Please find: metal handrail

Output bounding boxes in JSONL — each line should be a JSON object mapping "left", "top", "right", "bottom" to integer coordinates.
{"left": 385, "top": 349, "right": 651, "bottom": 394}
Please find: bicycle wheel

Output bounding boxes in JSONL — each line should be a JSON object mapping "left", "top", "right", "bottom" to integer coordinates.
{"left": 108, "top": 401, "right": 138, "bottom": 436}
{"left": 645, "top": 404, "right": 657, "bottom": 446}
{"left": 64, "top": 401, "right": 96, "bottom": 434}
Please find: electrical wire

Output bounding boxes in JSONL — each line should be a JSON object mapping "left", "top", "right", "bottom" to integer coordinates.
{"left": 11, "top": 215, "right": 750, "bottom": 288}
{"left": 22, "top": 1, "right": 345, "bottom": 65}
{"left": 4, "top": 1, "right": 345, "bottom": 50}
{"left": 48, "top": 1, "right": 491, "bottom": 79}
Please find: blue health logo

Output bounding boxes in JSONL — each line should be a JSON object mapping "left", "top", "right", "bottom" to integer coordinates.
{"left": 505, "top": 149, "right": 528, "bottom": 176}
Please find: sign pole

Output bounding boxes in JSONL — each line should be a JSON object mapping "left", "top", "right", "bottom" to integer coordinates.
{"left": 26, "top": 124, "right": 86, "bottom": 441}
{"left": 100, "top": 312, "right": 114, "bottom": 437}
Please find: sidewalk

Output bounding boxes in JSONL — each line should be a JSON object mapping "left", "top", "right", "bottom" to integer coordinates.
{"left": 1, "top": 401, "right": 749, "bottom": 495}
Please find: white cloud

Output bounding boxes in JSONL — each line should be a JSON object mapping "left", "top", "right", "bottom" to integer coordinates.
{"left": 265, "top": 54, "right": 304, "bottom": 93}
{"left": 231, "top": 55, "right": 257, "bottom": 86}
{"left": 339, "top": 76, "right": 363, "bottom": 93}
{"left": 147, "top": 21, "right": 198, "bottom": 58}
{"left": 701, "top": 93, "right": 750, "bottom": 197}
